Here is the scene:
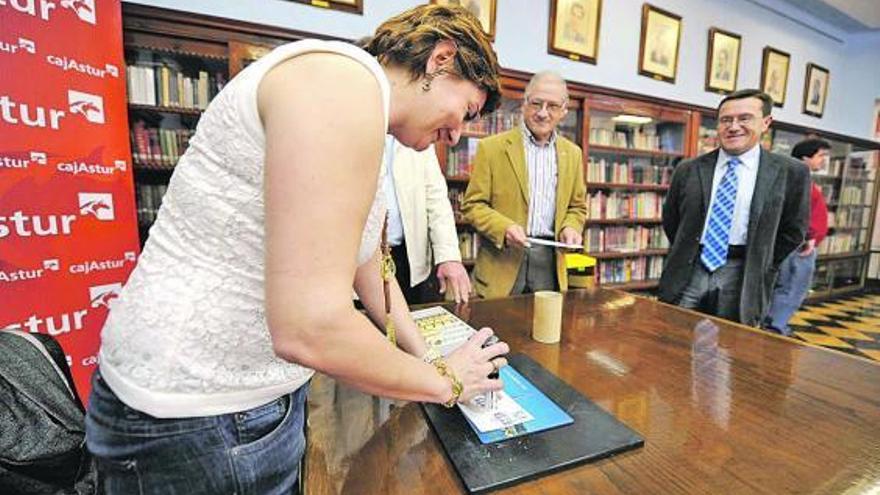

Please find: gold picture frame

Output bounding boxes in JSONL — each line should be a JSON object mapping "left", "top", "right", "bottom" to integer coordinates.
{"left": 802, "top": 63, "right": 829, "bottom": 118}
{"left": 287, "top": 0, "right": 362, "bottom": 15}
{"left": 547, "top": 0, "right": 603, "bottom": 64}
{"left": 432, "top": 0, "right": 497, "bottom": 41}
{"left": 638, "top": 3, "right": 682, "bottom": 83}
{"left": 705, "top": 27, "right": 740, "bottom": 94}
{"left": 760, "top": 46, "right": 790, "bottom": 107}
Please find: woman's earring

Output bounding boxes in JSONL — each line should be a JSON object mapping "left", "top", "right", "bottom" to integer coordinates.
{"left": 421, "top": 68, "right": 447, "bottom": 92}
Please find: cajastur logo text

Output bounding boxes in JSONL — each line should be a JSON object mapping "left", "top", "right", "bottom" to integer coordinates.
{"left": 0, "top": 0, "right": 97, "bottom": 25}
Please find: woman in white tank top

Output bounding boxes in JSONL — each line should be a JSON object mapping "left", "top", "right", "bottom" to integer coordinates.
{"left": 86, "top": 5, "right": 508, "bottom": 494}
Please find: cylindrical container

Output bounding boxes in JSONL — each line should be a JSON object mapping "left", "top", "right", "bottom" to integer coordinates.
{"left": 532, "top": 291, "right": 563, "bottom": 344}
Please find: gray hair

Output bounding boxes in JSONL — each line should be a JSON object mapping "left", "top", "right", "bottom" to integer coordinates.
{"left": 524, "top": 71, "right": 569, "bottom": 102}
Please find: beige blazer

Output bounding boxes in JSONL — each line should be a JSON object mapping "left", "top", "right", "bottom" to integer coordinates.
{"left": 461, "top": 128, "right": 587, "bottom": 298}
{"left": 391, "top": 142, "right": 461, "bottom": 287}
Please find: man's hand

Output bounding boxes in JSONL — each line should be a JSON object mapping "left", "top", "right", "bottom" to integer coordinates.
{"left": 798, "top": 238, "right": 816, "bottom": 257}
{"left": 437, "top": 261, "right": 472, "bottom": 304}
{"left": 559, "top": 226, "right": 583, "bottom": 248}
{"left": 504, "top": 224, "right": 529, "bottom": 249}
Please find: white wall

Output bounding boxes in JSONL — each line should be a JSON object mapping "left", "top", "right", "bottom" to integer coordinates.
{"left": 840, "top": 30, "right": 880, "bottom": 140}
{"left": 125, "top": 0, "right": 880, "bottom": 141}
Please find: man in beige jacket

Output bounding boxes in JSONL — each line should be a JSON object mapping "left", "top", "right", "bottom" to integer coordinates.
{"left": 462, "top": 72, "right": 586, "bottom": 298}
{"left": 384, "top": 137, "right": 471, "bottom": 303}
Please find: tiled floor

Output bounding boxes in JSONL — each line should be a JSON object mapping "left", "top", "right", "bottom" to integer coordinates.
{"left": 789, "top": 292, "right": 880, "bottom": 362}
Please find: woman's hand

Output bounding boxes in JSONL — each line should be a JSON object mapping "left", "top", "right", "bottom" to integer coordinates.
{"left": 443, "top": 327, "right": 509, "bottom": 403}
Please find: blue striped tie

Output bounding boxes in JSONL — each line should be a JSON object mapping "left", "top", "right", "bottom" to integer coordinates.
{"left": 701, "top": 158, "right": 741, "bottom": 272}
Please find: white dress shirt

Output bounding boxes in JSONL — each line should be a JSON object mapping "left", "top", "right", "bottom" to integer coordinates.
{"left": 521, "top": 124, "right": 558, "bottom": 237}
{"left": 701, "top": 144, "right": 760, "bottom": 246}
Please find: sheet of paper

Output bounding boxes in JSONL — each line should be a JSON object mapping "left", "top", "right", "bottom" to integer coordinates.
{"left": 526, "top": 237, "right": 583, "bottom": 250}
{"left": 458, "top": 390, "right": 535, "bottom": 432}
{"left": 411, "top": 306, "right": 475, "bottom": 357}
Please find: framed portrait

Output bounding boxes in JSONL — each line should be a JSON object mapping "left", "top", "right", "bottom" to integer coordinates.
{"left": 802, "top": 63, "right": 830, "bottom": 118}
{"left": 705, "top": 28, "right": 740, "bottom": 94}
{"left": 638, "top": 4, "right": 682, "bottom": 83}
{"left": 287, "top": 0, "right": 362, "bottom": 15}
{"left": 432, "top": 0, "right": 497, "bottom": 41}
{"left": 760, "top": 47, "right": 790, "bottom": 107}
{"left": 547, "top": 0, "right": 603, "bottom": 64}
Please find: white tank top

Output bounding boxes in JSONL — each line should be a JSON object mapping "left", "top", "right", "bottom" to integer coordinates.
{"left": 99, "top": 40, "right": 390, "bottom": 418}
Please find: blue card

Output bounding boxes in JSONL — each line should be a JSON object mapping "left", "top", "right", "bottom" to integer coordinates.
{"left": 463, "top": 365, "right": 574, "bottom": 444}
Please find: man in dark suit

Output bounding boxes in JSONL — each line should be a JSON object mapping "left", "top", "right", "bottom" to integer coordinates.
{"left": 659, "top": 89, "right": 810, "bottom": 326}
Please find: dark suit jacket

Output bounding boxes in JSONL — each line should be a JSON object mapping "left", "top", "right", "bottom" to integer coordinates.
{"left": 658, "top": 148, "right": 811, "bottom": 326}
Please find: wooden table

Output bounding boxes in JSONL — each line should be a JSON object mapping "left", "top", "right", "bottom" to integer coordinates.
{"left": 303, "top": 289, "right": 880, "bottom": 494}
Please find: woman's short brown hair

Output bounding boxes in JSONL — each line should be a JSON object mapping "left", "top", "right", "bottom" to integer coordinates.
{"left": 362, "top": 4, "right": 501, "bottom": 115}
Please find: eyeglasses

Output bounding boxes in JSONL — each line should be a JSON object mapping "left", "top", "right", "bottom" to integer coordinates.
{"left": 718, "top": 114, "right": 758, "bottom": 127}
{"left": 525, "top": 98, "right": 566, "bottom": 115}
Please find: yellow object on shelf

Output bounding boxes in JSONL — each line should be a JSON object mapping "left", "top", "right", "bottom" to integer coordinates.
{"left": 565, "top": 253, "right": 596, "bottom": 289}
{"left": 565, "top": 253, "right": 596, "bottom": 270}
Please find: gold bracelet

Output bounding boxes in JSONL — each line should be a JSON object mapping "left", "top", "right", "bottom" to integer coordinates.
{"left": 420, "top": 347, "right": 441, "bottom": 364}
{"left": 431, "top": 358, "right": 463, "bottom": 408}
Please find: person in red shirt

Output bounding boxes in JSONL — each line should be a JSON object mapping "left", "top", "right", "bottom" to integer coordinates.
{"left": 765, "top": 138, "right": 830, "bottom": 334}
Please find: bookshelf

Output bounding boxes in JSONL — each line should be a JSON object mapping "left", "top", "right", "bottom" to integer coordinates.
{"left": 121, "top": 4, "right": 326, "bottom": 244}
{"left": 582, "top": 94, "right": 691, "bottom": 290}
{"left": 766, "top": 126, "right": 879, "bottom": 300}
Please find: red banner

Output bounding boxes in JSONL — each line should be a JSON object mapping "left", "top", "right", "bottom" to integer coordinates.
{"left": 1, "top": 0, "right": 139, "bottom": 401}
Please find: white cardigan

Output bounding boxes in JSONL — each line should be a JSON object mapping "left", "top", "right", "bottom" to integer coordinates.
{"left": 390, "top": 142, "right": 462, "bottom": 287}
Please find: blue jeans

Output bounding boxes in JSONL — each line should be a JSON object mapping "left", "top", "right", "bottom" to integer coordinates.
{"left": 765, "top": 249, "right": 817, "bottom": 335}
{"left": 85, "top": 370, "right": 308, "bottom": 495}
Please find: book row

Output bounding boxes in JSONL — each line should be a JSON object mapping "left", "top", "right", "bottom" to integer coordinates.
{"left": 584, "top": 225, "right": 669, "bottom": 253}
{"left": 463, "top": 111, "right": 522, "bottom": 135}
{"left": 820, "top": 233, "right": 860, "bottom": 255}
{"left": 126, "top": 63, "right": 225, "bottom": 109}
{"left": 586, "top": 158, "right": 672, "bottom": 185}
{"left": 446, "top": 138, "right": 480, "bottom": 178}
{"left": 135, "top": 183, "right": 167, "bottom": 225}
{"left": 587, "top": 191, "right": 663, "bottom": 220}
{"left": 130, "top": 121, "right": 193, "bottom": 168}
{"left": 597, "top": 256, "right": 664, "bottom": 284}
